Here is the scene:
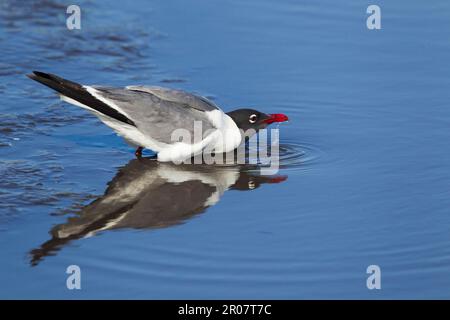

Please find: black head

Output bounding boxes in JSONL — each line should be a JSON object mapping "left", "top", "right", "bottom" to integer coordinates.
{"left": 226, "top": 108, "right": 288, "bottom": 132}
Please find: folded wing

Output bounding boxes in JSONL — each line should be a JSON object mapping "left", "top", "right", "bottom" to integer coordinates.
{"left": 88, "top": 86, "right": 218, "bottom": 145}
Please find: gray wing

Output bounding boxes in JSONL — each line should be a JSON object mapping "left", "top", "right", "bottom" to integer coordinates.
{"left": 126, "top": 86, "right": 219, "bottom": 112}
{"left": 91, "top": 86, "right": 219, "bottom": 144}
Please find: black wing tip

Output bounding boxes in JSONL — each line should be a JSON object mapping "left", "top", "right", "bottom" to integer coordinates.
{"left": 27, "top": 71, "right": 137, "bottom": 127}
{"left": 26, "top": 71, "right": 37, "bottom": 80}
{"left": 32, "top": 70, "right": 46, "bottom": 76}
{"left": 26, "top": 71, "right": 50, "bottom": 82}
{"left": 27, "top": 70, "right": 54, "bottom": 80}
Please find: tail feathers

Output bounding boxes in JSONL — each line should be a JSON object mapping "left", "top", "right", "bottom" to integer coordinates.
{"left": 27, "top": 71, "right": 135, "bottom": 126}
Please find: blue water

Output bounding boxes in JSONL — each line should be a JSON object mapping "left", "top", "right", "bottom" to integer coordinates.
{"left": 1, "top": 0, "right": 450, "bottom": 299}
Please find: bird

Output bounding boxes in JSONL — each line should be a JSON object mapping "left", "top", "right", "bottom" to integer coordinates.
{"left": 27, "top": 71, "right": 288, "bottom": 161}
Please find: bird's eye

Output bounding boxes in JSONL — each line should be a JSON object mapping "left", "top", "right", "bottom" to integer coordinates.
{"left": 249, "top": 114, "right": 258, "bottom": 124}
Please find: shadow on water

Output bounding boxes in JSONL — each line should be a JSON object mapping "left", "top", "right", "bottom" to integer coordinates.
{"left": 29, "top": 157, "right": 288, "bottom": 266}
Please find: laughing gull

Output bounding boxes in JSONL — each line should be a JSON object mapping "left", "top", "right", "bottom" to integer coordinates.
{"left": 29, "top": 158, "right": 287, "bottom": 265}
{"left": 27, "top": 71, "right": 288, "bottom": 161}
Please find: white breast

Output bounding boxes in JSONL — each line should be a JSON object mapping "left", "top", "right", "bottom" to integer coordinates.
{"left": 205, "top": 110, "right": 242, "bottom": 153}
{"left": 157, "top": 110, "right": 242, "bottom": 162}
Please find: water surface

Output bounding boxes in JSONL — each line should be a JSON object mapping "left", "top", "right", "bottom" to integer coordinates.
{"left": 1, "top": 0, "right": 450, "bottom": 299}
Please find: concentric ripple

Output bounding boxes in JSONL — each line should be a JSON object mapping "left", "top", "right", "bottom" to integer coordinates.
{"left": 279, "top": 141, "right": 323, "bottom": 170}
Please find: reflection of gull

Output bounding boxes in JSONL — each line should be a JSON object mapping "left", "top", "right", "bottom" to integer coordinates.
{"left": 30, "top": 158, "right": 287, "bottom": 266}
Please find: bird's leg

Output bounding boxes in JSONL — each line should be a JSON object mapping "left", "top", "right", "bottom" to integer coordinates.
{"left": 135, "top": 146, "right": 143, "bottom": 158}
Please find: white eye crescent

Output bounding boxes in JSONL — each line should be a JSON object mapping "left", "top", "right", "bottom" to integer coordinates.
{"left": 249, "top": 114, "right": 258, "bottom": 124}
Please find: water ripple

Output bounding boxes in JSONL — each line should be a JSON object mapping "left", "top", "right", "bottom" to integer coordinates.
{"left": 279, "top": 141, "right": 324, "bottom": 170}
